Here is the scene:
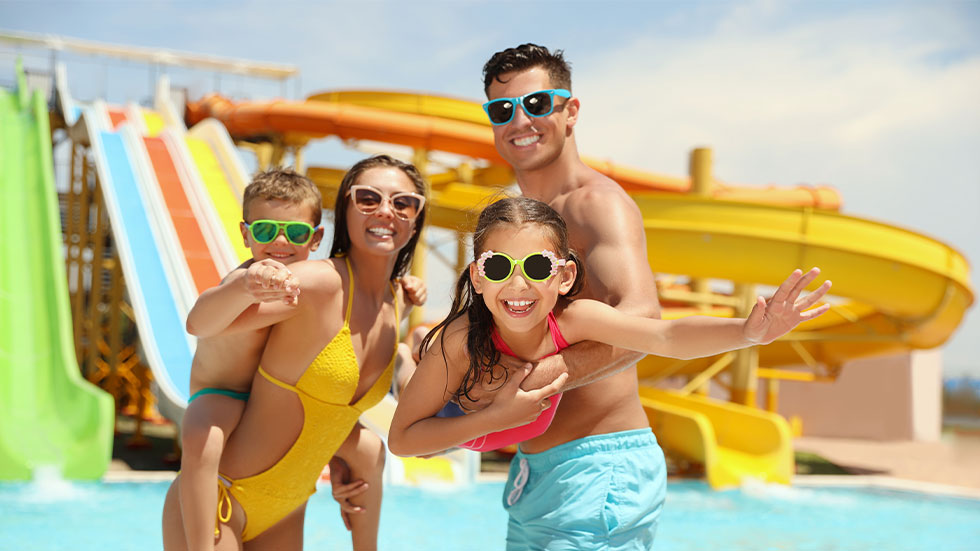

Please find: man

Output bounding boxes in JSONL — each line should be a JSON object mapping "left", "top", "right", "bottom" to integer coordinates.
{"left": 480, "top": 43, "right": 666, "bottom": 549}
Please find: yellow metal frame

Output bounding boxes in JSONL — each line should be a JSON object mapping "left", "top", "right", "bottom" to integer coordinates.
{"left": 62, "top": 139, "right": 157, "bottom": 442}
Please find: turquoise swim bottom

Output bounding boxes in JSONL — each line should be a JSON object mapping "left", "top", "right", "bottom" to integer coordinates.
{"left": 503, "top": 428, "right": 666, "bottom": 551}
{"left": 188, "top": 387, "right": 250, "bottom": 403}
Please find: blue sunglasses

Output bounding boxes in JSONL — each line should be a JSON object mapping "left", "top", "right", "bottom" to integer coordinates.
{"left": 482, "top": 89, "right": 571, "bottom": 126}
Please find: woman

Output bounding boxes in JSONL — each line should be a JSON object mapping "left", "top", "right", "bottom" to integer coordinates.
{"left": 162, "top": 154, "right": 428, "bottom": 550}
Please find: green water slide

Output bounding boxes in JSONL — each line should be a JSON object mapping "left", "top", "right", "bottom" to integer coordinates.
{"left": 0, "top": 62, "right": 114, "bottom": 480}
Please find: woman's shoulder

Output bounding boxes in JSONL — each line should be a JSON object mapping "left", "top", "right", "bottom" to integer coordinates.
{"left": 285, "top": 258, "right": 345, "bottom": 295}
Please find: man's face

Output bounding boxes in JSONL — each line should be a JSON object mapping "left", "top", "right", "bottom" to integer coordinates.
{"left": 486, "top": 67, "right": 574, "bottom": 173}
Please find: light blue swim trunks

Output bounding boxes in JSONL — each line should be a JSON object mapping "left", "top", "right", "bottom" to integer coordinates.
{"left": 502, "top": 428, "right": 666, "bottom": 551}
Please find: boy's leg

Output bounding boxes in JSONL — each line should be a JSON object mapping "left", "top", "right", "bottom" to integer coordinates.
{"left": 331, "top": 423, "right": 385, "bottom": 551}
{"left": 392, "top": 343, "right": 415, "bottom": 398}
{"left": 179, "top": 393, "right": 247, "bottom": 551}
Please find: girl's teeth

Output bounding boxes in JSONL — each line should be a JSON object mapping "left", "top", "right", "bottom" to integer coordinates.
{"left": 369, "top": 227, "right": 393, "bottom": 236}
{"left": 504, "top": 299, "right": 535, "bottom": 313}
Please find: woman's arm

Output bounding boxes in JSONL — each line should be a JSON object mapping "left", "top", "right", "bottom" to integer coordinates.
{"left": 563, "top": 269, "right": 832, "bottom": 360}
{"left": 388, "top": 320, "right": 565, "bottom": 457}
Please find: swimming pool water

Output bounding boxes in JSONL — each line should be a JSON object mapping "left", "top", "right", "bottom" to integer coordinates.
{"left": 1, "top": 478, "right": 978, "bottom": 550}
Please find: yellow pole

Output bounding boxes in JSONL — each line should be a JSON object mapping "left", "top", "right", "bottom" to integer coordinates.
{"left": 688, "top": 147, "right": 714, "bottom": 313}
{"left": 730, "top": 282, "right": 759, "bottom": 406}
{"left": 409, "top": 148, "right": 430, "bottom": 329}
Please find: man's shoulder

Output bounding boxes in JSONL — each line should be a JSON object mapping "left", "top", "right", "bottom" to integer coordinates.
{"left": 566, "top": 167, "right": 634, "bottom": 205}
{"left": 561, "top": 174, "right": 639, "bottom": 227}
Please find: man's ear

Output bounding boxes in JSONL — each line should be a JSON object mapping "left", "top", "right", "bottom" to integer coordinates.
{"left": 469, "top": 262, "right": 484, "bottom": 295}
{"left": 558, "top": 260, "right": 578, "bottom": 295}
{"left": 564, "top": 97, "right": 581, "bottom": 133}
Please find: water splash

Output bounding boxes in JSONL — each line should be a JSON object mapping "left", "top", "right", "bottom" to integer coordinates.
{"left": 20, "top": 464, "right": 89, "bottom": 503}
{"left": 739, "top": 477, "right": 856, "bottom": 506}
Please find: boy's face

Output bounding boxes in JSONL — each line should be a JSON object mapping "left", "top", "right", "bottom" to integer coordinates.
{"left": 486, "top": 67, "right": 578, "bottom": 173}
{"left": 240, "top": 198, "right": 323, "bottom": 265}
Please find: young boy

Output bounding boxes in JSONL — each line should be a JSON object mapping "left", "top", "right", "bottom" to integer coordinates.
{"left": 178, "top": 168, "right": 424, "bottom": 550}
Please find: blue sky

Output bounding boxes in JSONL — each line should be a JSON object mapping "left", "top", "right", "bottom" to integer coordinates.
{"left": 2, "top": 0, "right": 978, "bottom": 376}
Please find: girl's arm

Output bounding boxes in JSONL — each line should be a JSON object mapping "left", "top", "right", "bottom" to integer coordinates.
{"left": 388, "top": 320, "right": 565, "bottom": 457}
{"left": 562, "top": 269, "right": 832, "bottom": 360}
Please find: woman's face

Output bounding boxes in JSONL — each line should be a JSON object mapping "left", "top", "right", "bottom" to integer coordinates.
{"left": 344, "top": 167, "right": 420, "bottom": 258}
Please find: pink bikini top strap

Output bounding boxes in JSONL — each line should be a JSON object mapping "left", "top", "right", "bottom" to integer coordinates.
{"left": 490, "top": 311, "right": 569, "bottom": 358}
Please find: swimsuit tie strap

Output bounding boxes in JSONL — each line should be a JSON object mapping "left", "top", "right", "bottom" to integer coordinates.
{"left": 215, "top": 478, "right": 233, "bottom": 535}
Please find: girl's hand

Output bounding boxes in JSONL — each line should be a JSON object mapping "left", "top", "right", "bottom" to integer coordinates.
{"left": 743, "top": 267, "right": 832, "bottom": 345}
{"left": 484, "top": 367, "right": 569, "bottom": 431}
{"left": 244, "top": 259, "right": 300, "bottom": 305}
{"left": 400, "top": 275, "right": 428, "bottom": 306}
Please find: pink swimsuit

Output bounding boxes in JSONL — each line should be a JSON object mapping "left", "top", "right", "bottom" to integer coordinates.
{"left": 458, "top": 311, "right": 569, "bottom": 452}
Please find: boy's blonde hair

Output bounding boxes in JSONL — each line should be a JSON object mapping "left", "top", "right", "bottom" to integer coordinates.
{"left": 242, "top": 168, "right": 322, "bottom": 226}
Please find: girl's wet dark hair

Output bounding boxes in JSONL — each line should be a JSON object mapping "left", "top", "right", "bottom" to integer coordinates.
{"left": 420, "top": 196, "right": 584, "bottom": 405}
{"left": 329, "top": 155, "right": 428, "bottom": 280}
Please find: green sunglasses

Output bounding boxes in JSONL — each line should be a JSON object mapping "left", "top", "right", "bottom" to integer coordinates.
{"left": 477, "top": 250, "right": 567, "bottom": 283}
{"left": 244, "top": 219, "right": 318, "bottom": 245}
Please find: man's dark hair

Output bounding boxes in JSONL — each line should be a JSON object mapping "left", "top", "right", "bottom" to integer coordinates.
{"left": 482, "top": 43, "right": 572, "bottom": 97}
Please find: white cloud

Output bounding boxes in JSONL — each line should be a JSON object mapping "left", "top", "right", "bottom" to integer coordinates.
{"left": 571, "top": 1, "right": 980, "bottom": 373}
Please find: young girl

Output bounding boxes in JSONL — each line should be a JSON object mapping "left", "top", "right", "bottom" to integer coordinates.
{"left": 388, "top": 196, "right": 832, "bottom": 459}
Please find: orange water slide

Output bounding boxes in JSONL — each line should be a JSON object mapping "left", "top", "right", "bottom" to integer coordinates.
{"left": 185, "top": 93, "right": 840, "bottom": 209}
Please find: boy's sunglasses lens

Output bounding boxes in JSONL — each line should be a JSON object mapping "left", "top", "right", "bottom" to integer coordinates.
{"left": 285, "top": 224, "right": 312, "bottom": 244}
{"left": 483, "top": 254, "right": 514, "bottom": 281}
{"left": 522, "top": 254, "right": 553, "bottom": 280}
{"left": 251, "top": 222, "right": 279, "bottom": 243}
{"left": 523, "top": 92, "right": 553, "bottom": 117}
{"left": 487, "top": 100, "right": 515, "bottom": 124}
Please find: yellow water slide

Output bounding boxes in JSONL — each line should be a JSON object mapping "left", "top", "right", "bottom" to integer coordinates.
{"left": 197, "top": 90, "right": 974, "bottom": 488}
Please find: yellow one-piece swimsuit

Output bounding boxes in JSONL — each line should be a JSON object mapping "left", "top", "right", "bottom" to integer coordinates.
{"left": 217, "top": 257, "right": 398, "bottom": 541}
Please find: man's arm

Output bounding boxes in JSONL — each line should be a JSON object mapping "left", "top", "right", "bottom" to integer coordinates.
{"left": 522, "top": 185, "right": 660, "bottom": 391}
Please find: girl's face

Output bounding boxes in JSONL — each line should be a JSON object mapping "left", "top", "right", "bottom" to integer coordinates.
{"left": 345, "top": 167, "right": 420, "bottom": 258}
{"left": 469, "top": 223, "right": 577, "bottom": 333}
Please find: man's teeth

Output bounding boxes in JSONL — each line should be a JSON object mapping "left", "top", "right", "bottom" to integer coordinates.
{"left": 368, "top": 227, "right": 393, "bottom": 236}
{"left": 513, "top": 135, "right": 540, "bottom": 147}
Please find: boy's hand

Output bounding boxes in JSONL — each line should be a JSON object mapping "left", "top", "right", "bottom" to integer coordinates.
{"left": 743, "top": 267, "right": 832, "bottom": 345}
{"left": 400, "top": 275, "right": 427, "bottom": 307}
{"left": 244, "top": 259, "right": 300, "bottom": 305}
{"left": 327, "top": 456, "right": 368, "bottom": 531}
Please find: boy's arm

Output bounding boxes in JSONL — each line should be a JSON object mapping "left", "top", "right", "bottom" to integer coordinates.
{"left": 520, "top": 188, "right": 660, "bottom": 391}
{"left": 185, "top": 259, "right": 302, "bottom": 337}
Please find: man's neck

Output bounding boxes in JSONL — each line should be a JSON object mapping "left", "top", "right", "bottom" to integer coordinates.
{"left": 514, "top": 138, "right": 585, "bottom": 203}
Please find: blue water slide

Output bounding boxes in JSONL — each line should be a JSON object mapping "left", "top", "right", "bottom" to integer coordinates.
{"left": 84, "top": 106, "right": 192, "bottom": 423}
